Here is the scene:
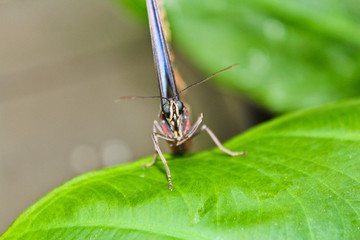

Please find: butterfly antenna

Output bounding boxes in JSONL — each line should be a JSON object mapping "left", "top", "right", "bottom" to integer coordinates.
{"left": 177, "top": 64, "right": 239, "bottom": 95}
{"left": 114, "top": 95, "right": 164, "bottom": 103}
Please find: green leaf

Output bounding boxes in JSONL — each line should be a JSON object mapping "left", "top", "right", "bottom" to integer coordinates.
{"left": 2, "top": 99, "right": 360, "bottom": 239}
{"left": 114, "top": 0, "right": 360, "bottom": 113}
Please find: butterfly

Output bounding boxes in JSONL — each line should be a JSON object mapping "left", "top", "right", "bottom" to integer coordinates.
{"left": 117, "top": 0, "right": 247, "bottom": 191}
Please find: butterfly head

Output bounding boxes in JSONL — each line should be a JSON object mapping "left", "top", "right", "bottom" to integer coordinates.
{"left": 161, "top": 98, "right": 189, "bottom": 139}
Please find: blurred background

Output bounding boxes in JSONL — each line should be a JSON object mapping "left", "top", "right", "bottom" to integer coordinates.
{"left": 0, "top": 0, "right": 261, "bottom": 233}
{"left": 1, "top": 0, "right": 359, "bottom": 234}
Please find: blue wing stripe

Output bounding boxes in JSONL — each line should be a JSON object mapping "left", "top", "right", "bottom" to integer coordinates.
{"left": 146, "top": 0, "right": 178, "bottom": 103}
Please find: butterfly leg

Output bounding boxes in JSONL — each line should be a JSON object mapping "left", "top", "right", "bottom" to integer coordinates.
{"left": 151, "top": 132, "right": 173, "bottom": 191}
{"left": 177, "top": 113, "right": 204, "bottom": 146}
{"left": 144, "top": 151, "right": 158, "bottom": 167}
{"left": 144, "top": 120, "right": 172, "bottom": 167}
{"left": 201, "top": 125, "right": 247, "bottom": 156}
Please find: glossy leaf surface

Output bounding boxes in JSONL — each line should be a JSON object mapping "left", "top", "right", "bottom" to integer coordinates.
{"left": 2, "top": 100, "right": 360, "bottom": 239}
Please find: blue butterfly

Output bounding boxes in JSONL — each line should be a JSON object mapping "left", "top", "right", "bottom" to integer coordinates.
{"left": 118, "top": 0, "right": 247, "bottom": 191}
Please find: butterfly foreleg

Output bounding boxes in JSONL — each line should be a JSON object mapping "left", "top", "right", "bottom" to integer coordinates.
{"left": 200, "top": 125, "right": 247, "bottom": 156}
{"left": 176, "top": 113, "right": 204, "bottom": 146}
{"left": 143, "top": 121, "right": 175, "bottom": 191}
{"left": 151, "top": 132, "right": 174, "bottom": 191}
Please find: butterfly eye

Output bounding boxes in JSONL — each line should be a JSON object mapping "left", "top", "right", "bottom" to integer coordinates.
{"left": 162, "top": 102, "right": 170, "bottom": 114}
{"left": 176, "top": 100, "right": 184, "bottom": 112}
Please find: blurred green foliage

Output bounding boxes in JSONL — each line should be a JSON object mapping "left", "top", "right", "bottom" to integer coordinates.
{"left": 2, "top": 99, "right": 360, "bottom": 239}
{"left": 115, "top": 0, "right": 360, "bottom": 113}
